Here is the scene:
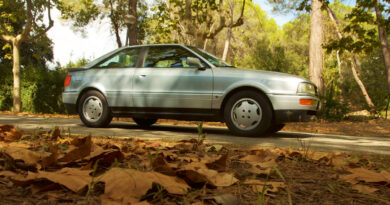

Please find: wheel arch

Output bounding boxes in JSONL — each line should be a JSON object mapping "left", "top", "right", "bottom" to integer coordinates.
{"left": 220, "top": 86, "right": 275, "bottom": 120}
{"left": 76, "top": 87, "right": 108, "bottom": 109}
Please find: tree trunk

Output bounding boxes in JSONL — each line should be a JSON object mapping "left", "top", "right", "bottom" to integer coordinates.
{"left": 309, "top": 0, "right": 323, "bottom": 93}
{"left": 127, "top": 0, "right": 138, "bottom": 45}
{"left": 351, "top": 57, "right": 375, "bottom": 108}
{"left": 12, "top": 40, "right": 22, "bottom": 112}
{"left": 336, "top": 50, "right": 346, "bottom": 101}
{"left": 374, "top": 0, "right": 390, "bottom": 94}
{"left": 327, "top": 7, "right": 375, "bottom": 108}
{"left": 222, "top": 28, "right": 232, "bottom": 61}
{"left": 222, "top": 0, "right": 234, "bottom": 61}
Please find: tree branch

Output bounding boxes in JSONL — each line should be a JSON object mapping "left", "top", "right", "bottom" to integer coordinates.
{"left": 25, "top": 0, "right": 54, "bottom": 42}
{"left": 19, "top": 0, "right": 34, "bottom": 41}
{"left": 206, "top": 0, "right": 246, "bottom": 39}
{"left": 0, "top": 34, "right": 15, "bottom": 42}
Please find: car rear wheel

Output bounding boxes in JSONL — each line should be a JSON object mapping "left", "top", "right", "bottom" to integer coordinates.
{"left": 133, "top": 118, "right": 158, "bottom": 128}
{"left": 224, "top": 91, "right": 272, "bottom": 136}
{"left": 78, "top": 90, "right": 112, "bottom": 127}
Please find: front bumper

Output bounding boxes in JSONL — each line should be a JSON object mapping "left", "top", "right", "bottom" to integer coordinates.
{"left": 267, "top": 94, "right": 319, "bottom": 123}
{"left": 274, "top": 110, "right": 317, "bottom": 123}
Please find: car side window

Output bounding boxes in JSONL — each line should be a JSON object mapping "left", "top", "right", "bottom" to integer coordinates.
{"left": 143, "top": 46, "right": 205, "bottom": 68}
{"left": 96, "top": 48, "right": 139, "bottom": 68}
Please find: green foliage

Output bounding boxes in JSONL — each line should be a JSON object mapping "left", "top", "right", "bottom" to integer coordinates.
{"left": 320, "top": 83, "right": 350, "bottom": 121}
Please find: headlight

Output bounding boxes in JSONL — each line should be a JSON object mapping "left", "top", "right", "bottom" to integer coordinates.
{"left": 297, "top": 82, "right": 316, "bottom": 96}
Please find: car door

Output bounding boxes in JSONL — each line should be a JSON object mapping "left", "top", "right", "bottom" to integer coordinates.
{"left": 90, "top": 47, "right": 140, "bottom": 107}
{"left": 132, "top": 46, "right": 213, "bottom": 110}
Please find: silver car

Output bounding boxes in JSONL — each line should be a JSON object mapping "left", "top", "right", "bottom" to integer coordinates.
{"left": 62, "top": 44, "right": 319, "bottom": 136}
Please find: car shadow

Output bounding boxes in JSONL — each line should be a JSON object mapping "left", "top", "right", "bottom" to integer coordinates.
{"left": 103, "top": 121, "right": 313, "bottom": 139}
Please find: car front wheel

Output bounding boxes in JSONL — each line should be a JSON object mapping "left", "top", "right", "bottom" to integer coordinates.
{"left": 133, "top": 118, "right": 158, "bottom": 128}
{"left": 224, "top": 91, "right": 272, "bottom": 136}
{"left": 78, "top": 90, "right": 112, "bottom": 128}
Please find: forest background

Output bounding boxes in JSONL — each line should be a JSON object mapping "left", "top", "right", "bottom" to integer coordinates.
{"left": 0, "top": 0, "right": 389, "bottom": 121}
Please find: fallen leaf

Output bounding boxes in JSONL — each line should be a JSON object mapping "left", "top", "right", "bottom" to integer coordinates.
{"left": 152, "top": 154, "right": 176, "bottom": 176}
{"left": 58, "top": 135, "right": 92, "bottom": 163}
{"left": 3, "top": 129, "right": 23, "bottom": 141}
{"left": 340, "top": 168, "right": 390, "bottom": 184}
{"left": 174, "top": 142, "right": 195, "bottom": 153}
{"left": 11, "top": 167, "right": 91, "bottom": 193}
{"left": 1, "top": 147, "right": 42, "bottom": 165}
{"left": 206, "top": 154, "right": 228, "bottom": 172}
{"left": 209, "top": 194, "right": 240, "bottom": 205}
{"left": 205, "top": 145, "right": 224, "bottom": 152}
{"left": 244, "top": 179, "right": 286, "bottom": 194}
{"left": 99, "top": 168, "right": 189, "bottom": 204}
{"left": 352, "top": 184, "right": 379, "bottom": 194}
{"left": 51, "top": 127, "right": 61, "bottom": 140}
{"left": 40, "top": 144, "right": 58, "bottom": 169}
{"left": 0, "top": 124, "right": 14, "bottom": 132}
{"left": 178, "top": 165, "right": 238, "bottom": 187}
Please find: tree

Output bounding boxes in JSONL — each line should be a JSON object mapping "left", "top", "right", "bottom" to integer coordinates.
{"left": 326, "top": 0, "right": 390, "bottom": 94}
{"left": 57, "top": 0, "right": 146, "bottom": 47}
{"left": 0, "top": 0, "right": 53, "bottom": 112}
{"left": 268, "top": 0, "right": 326, "bottom": 93}
{"left": 326, "top": 6, "right": 375, "bottom": 108}
{"left": 309, "top": 0, "right": 324, "bottom": 93}
{"left": 150, "top": 0, "right": 246, "bottom": 48}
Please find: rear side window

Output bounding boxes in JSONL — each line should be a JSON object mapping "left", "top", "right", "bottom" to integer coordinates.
{"left": 96, "top": 48, "right": 140, "bottom": 68}
{"left": 143, "top": 46, "right": 205, "bottom": 68}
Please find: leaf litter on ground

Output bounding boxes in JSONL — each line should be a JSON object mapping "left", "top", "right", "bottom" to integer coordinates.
{"left": 0, "top": 124, "right": 389, "bottom": 204}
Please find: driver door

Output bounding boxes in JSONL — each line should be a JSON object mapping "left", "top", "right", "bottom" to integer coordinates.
{"left": 132, "top": 46, "right": 213, "bottom": 110}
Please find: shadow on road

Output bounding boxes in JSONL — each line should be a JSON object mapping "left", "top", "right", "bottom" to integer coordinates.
{"left": 104, "top": 122, "right": 313, "bottom": 139}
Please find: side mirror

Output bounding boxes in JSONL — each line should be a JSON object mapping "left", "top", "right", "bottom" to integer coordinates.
{"left": 187, "top": 57, "right": 205, "bottom": 70}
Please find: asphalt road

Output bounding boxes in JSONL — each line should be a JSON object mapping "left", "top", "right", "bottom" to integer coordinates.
{"left": 1, "top": 114, "right": 390, "bottom": 155}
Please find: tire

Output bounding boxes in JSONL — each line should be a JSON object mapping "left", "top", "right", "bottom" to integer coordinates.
{"left": 224, "top": 90, "right": 273, "bottom": 136}
{"left": 133, "top": 118, "right": 158, "bottom": 128}
{"left": 266, "top": 123, "right": 285, "bottom": 134}
{"left": 78, "top": 90, "right": 112, "bottom": 128}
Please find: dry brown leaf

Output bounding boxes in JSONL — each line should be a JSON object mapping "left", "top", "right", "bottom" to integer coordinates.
{"left": 99, "top": 168, "right": 189, "bottom": 204}
{"left": 40, "top": 144, "right": 58, "bottom": 169}
{"left": 0, "top": 170, "right": 20, "bottom": 178}
{"left": 245, "top": 179, "right": 286, "bottom": 194}
{"left": 58, "top": 135, "right": 92, "bottom": 163}
{"left": 11, "top": 168, "right": 91, "bottom": 193}
{"left": 329, "top": 155, "right": 348, "bottom": 169}
{"left": 3, "top": 130, "right": 23, "bottom": 141}
{"left": 51, "top": 127, "right": 61, "bottom": 140}
{"left": 245, "top": 166, "right": 271, "bottom": 175}
{"left": 178, "top": 165, "right": 238, "bottom": 187}
{"left": 0, "top": 124, "right": 14, "bottom": 132}
{"left": 152, "top": 154, "right": 176, "bottom": 176}
{"left": 352, "top": 184, "right": 379, "bottom": 194}
{"left": 1, "top": 147, "right": 42, "bottom": 165}
{"left": 206, "top": 154, "right": 228, "bottom": 172}
{"left": 340, "top": 168, "right": 390, "bottom": 184}
{"left": 209, "top": 194, "right": 240, "bottom": 205}
{"left": 174, "top": 142, "right": 195, "bottom": 153}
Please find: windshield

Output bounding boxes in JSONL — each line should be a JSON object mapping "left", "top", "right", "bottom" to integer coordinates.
{"left": 188, "top": 46, "right": 233, "bottom": 67}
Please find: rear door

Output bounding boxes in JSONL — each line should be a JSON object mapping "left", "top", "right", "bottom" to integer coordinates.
{"left": 132, "top": 46, "right": 213, "bottom": 110}
{"left": 90, "top": 47, "right": 140, "bottom": 107}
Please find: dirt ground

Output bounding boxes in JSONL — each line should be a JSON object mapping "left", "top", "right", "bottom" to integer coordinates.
{"left": 0, "top": 124, "right": 390, "bottom": 204}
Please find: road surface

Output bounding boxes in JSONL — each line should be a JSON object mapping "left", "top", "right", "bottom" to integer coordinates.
{"left": 1, "top": 114, "right": 389, "bottom": 155}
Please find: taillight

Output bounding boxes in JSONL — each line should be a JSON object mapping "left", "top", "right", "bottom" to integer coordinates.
{"left": 64, "top": 75, "right": 72, "bottom": 87}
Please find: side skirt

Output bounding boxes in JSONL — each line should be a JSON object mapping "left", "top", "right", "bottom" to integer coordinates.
{"left": 110, "top": 107, "right": 223, "bottom": 122}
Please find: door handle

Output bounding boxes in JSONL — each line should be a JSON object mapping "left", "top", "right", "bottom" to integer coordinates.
{"left": 138, "top": 74, "right": 147, "bottom": 78}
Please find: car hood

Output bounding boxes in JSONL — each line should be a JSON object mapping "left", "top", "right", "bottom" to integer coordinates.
{"left": 215, "top": 67, "right": 308, "bottom": 81}
{"left": 213, "top": 67, "right": 312, "bottom": 95}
